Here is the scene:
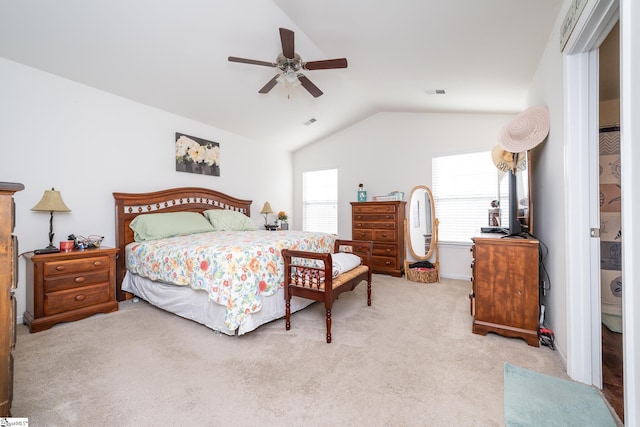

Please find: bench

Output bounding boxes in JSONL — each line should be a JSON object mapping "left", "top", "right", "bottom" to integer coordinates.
{"left": 282, "top": 239, "right": 373, "bottom": 343}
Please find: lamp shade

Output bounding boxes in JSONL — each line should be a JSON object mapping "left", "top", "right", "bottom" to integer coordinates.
{"left": 31, "top": 188, "right": 71, "bottom": 212}
{"left": 260, "top": 201, "right": 274, "bottom": 215}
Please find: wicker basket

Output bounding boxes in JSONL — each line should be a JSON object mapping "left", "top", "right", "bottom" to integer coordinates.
{"left": 406, "top": 267, "right": 438, "bottom": 283}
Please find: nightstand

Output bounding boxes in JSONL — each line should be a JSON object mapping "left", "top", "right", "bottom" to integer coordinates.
{"left": 24, "top": 247, "right": 119, "bottom": 332}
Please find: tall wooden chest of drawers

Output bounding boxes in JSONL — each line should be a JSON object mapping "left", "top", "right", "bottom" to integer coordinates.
{"left": 24, "top": 247, "right": 119, "bottom": 332}
{"left": 0, "top": 182, "right": 24, "bottom": 417}
{"left": 469, "top": 236, "right": 539, "bottom": 346}
{"left": 351, "top": 201, "right": 406, "bottom": 277}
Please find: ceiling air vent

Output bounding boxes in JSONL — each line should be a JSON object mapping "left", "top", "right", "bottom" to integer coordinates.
{"left": 304, "top": 118, "right": 317, "bottom": 126}
{"left": 425, "top": 89, "right": 446, "bottom": 95}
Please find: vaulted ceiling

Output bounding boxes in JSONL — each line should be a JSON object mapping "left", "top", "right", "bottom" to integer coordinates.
{"left": 0, "top": 1, "right": 563, "bottom": 151}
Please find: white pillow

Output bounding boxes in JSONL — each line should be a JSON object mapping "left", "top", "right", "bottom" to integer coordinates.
{"left": 331, "top": 252, "right": 362, "bottom": 278}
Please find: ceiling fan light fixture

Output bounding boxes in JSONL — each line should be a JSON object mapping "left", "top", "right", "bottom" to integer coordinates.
{"left": 277, "top": 67, "right": 301, "bottom": 87}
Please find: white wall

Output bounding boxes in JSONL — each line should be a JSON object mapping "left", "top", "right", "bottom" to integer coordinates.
{"left": 524, "top": 9, "right": 568, "bottom": 361}
{"left": 0, "top": 58, "right": 293, "bottom": 321}
{"left": 292, "top": 111, "right": 515, "bottom": 280}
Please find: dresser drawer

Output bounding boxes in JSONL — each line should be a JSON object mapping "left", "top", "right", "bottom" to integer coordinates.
{"left": 373, "top": 244, "right": 397, "bottom": 257}
{"left": 353, "top": 212, "right": 397, "bottom": 222}
{"left": 353, "top": 229, "right": 373, "bottom": 240}
{"left": 44, "top": 270, "right": 110, "bottom": 293}
{"left": 372, "top": 229, "right": 396, "bottom": 242}
{"left": 44, "top": 282, "right": 111, "bottom": 315}
{"left": 372, "top": 256, "right": 398, "bottom": 271}
{"left": 353, "top": 204, "right": 397, "bottom": 214}
{"left": 354, "top": 229, "right": 397, "bottom": 243}
{"left": 44, "top": 255, "right": 112, "bottom": 277}
{"left": 352, "top": 219, "right": 396, "bottom": 229}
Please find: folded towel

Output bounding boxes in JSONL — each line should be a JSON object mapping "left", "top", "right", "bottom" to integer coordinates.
{"left": 331, "top": 252, "right": 362, "bottom": 278}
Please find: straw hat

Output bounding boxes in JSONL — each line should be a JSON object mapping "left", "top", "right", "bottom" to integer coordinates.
{"left": 491, "top": 145, "right": 526, "bottom": 172}
{"left": 500, "top": 105, "right": 550, "bottom": 152}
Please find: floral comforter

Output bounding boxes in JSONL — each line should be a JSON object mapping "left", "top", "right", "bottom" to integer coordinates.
{"left": 125, "top": 230, "right": 337, "bottom": 330}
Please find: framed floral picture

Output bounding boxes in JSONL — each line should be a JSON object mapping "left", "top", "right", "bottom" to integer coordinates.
{"left": 175, "top": 132, "right": 220, "bottom": 176}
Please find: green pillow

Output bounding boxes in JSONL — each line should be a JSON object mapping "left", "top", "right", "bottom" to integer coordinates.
{"left": 203, "top": 209, "right": 258, "bottom": 231}
{"left": 129, "top": 212, "right": 214, "bottom": 242}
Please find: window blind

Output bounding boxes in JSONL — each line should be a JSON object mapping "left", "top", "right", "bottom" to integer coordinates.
{"left": 432, "top": 151, "right": 498, "bottom": 243}
{"left": 302, "top": 169, "right": 338, "bottom": 234}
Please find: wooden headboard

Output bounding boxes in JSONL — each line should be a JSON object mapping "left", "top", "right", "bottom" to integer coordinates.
{"left": 113, "top": 187, "right": 252, "bottom": 301}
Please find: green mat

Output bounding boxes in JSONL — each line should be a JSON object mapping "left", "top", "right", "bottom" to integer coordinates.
{"left": 504, "top": 363, "right": 617, "bottom": 426}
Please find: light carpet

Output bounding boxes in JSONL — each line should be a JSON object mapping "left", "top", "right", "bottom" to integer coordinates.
{"left": 14, "top": 276, "right": 574, "bottom": 426}
{"left": 504, "top": 362, "right": 618, "bottom": 426}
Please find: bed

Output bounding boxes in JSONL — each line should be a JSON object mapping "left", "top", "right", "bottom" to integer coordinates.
{"left": 113, "top": 187, "right": 337, "bottom": 336}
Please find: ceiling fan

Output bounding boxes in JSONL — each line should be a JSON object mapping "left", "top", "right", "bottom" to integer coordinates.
{"left": 228, "top": 28, "right": 348, "bottom": 98}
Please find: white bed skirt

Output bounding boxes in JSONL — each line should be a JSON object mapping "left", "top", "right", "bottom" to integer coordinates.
{"left": 121, "top": 272, "right": 314, "bottom": 336}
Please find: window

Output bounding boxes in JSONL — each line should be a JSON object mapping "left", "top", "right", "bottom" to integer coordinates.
{"left": 432, "top": 151, "right": 497, "bottom": 243}
{"left": 302, "top": 169, "right": 338, "bottom": 234}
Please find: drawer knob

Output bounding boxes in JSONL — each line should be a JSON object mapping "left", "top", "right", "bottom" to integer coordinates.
{"left": 385, "top": 261, "right": 391, "bottom": 265}
{"left": 385, "top": 248, "right": 391, "bottom": 253}
{"left": 75, "top": 294, "right": 86, "bottom": 301}
{"left": 93, "top": 261, "right": 103, "bottom": 266}
{"left": 55, "top": 266, "right": 65, "bottom": 271}
{"left": 74, "top": 276, "right": 86, "bottom": 284}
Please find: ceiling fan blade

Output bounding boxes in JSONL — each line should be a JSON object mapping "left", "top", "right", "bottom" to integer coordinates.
{"left": 298, "top": 75, "right": 323, "bottom": 98}
{"left": 279, "top": 28, "right": 295, "bottom": 59}
{"left": 259, "top": 74, "right": 280, "bottom": 94}
{"left": 228, "top": 56, "right": 276, "bottom": 67}
{"left": 303, "top": 58, "right": 348, "bottom": 70}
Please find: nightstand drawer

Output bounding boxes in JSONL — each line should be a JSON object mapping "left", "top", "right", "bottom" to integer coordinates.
{"left": 44, "top": 282, "right": 110, "bottom": 315}
{"left": 44, "top": 270, "right": 110, "bottom": 293}
{"left": 43, "top": 255, "right": 111, "bottom": 277}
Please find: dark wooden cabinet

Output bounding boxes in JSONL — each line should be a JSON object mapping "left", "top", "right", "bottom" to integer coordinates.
{"left": 351, "top": 201, "right": 405, "bottom": 277}
{"left": 24, "top": 247, "right": 119, "bottom": 333}
{"left": 469, "top": 236, "right": 539, "bottom": 346}
{"left": 0, "top": 182, "right": 24, "bottom": 417}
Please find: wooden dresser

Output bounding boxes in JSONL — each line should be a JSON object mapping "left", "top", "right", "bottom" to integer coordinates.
{"left": 469, "top": 236, "right": 539, "bottom": 346}
{"left": 24, "top": 247, "right": 119, "bottom": 333}
{"left": 0, "top": 182, "right": 24, "bottom": 417}
{"left": 351, "top": 201, "right": 406, "bottom": 277}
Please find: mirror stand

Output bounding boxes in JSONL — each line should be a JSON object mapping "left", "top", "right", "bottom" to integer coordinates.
{"left": 404, "top": 185, "right": 440, "bottom": 283}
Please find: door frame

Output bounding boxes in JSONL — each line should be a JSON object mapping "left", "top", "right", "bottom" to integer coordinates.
{"left": 563, "top": 0, "right": 618, "bottom": 389}
{"left": 563, "top": 0, "right": 640, "bottom": 424}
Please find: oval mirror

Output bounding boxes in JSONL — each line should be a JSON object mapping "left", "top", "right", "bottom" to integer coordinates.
{"left": 407, "top": 185, "right": 436, "bottom": 260}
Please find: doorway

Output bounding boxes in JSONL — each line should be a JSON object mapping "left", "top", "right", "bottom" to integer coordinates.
{"left": 598, "top": 21, "right": 623, "bottom": 422}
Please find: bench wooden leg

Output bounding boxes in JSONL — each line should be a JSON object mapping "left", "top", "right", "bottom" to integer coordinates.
{"left": 367, "top": 278, "right": 372, "bottom": 306}
{"left": 326, "top": 308, "right": 332, "bottom": 343}
{"left": 285, "top": 298, "right": 291, "bottom": 331}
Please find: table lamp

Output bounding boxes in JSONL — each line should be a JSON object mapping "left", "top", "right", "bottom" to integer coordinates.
{"left": 31, "top": 187, "right": 71, "bottom": 250}
{"left": 260, "top": 201, "right": 274, "bottom": 228}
